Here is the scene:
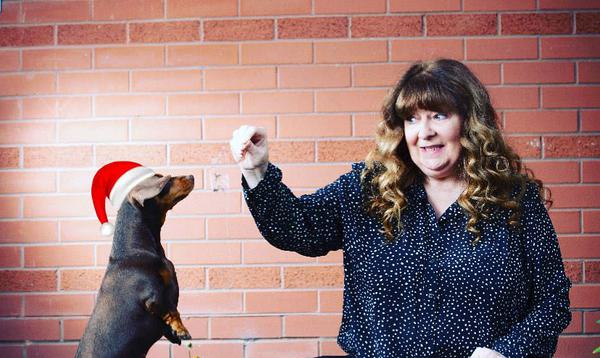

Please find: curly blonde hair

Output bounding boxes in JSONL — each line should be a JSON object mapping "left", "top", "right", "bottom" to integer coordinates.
{"left": 361, "top": 59, "right": 548, "bottom": 245}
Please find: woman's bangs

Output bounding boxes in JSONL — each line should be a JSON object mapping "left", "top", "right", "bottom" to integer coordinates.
{"left": 394, "top": 76, "right": 460, "bottom": 121}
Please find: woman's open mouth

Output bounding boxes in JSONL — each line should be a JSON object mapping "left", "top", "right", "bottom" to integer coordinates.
{"left": 420, "top": 145, "right": 444, "bottom": 153}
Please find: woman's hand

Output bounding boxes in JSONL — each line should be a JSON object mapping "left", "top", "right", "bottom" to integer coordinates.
{"left": 229, "top": 125, "right": 269, "bottom": 188}
{"left": 469, "top": 347, "right": 506, "bottom": 358}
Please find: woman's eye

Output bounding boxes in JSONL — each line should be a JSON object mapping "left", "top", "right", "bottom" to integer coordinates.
{"left": 405, "top": 116, "right": 417, "bottom": 124}
{"left": 433, "top": 113, "right": 448, "bottom": 120}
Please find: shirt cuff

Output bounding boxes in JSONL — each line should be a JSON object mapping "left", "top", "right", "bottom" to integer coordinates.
{"left": 241, "top": 162, "right": 282, "bottom": 202}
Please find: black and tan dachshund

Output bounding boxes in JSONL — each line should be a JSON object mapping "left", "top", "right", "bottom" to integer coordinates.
{"left": 76, "top": 173, "right": 194, "bottom": 358}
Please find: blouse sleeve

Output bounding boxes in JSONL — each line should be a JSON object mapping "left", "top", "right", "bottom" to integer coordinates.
{"left": 491, "top": 183, "right": 572, "bottom": 358}
{"left": 241, "top": 162, "right": 347, "bottom": 257}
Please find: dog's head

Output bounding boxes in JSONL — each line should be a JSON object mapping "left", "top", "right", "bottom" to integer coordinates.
{"left": 127, "top": 174, "right": 195, "bottom": 221}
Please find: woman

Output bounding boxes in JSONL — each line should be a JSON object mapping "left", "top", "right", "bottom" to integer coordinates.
{"left": 229, "top": 59, "right": 571, "bottom": 358}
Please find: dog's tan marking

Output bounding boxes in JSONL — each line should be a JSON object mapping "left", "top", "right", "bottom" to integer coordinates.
{"left": 159, "top": 267, "right": 172, "bottom": 285}
{"left": 162, "top": 311, "right": 190, "bottom": 337}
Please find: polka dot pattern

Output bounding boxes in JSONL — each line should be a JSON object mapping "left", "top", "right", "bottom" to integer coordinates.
{"left": 242, "top": 162, "right": 572, "bottom": 358}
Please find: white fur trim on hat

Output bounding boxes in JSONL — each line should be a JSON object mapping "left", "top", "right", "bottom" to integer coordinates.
{"left": 100, "top": 222, "right": 115, "bottom": 236}
{"left": 109, "top": 166, "right": 155, "bottom": 210}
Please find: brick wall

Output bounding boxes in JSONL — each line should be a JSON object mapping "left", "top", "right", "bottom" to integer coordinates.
{"left": 0, "top": 0, "right": 598, "bottom": 357}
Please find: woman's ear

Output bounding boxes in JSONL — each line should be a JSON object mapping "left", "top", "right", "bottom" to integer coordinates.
{"left": 127, "top": 175, "right": 171, "bottom": 207}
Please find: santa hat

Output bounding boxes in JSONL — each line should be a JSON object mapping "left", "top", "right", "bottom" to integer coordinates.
{"left": 91, "top": 161, "right": 155, "bottom": 236}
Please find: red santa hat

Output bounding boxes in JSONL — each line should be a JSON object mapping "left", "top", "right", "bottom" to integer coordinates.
{"left": 91, "top": 161, "right": 155, "bottom": 236}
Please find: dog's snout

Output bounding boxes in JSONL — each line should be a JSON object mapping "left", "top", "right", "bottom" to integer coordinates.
{"left": 186, "top": 175, "right": 194, "bottom": 184}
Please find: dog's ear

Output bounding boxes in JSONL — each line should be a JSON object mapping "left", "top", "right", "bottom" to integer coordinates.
{"left": 127, "top": 175, "right": 171, "bottom": 207}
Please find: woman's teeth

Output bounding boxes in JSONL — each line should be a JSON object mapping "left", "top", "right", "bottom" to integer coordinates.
{"left": 422, "top": 145, "right": 443, "bottom": 152}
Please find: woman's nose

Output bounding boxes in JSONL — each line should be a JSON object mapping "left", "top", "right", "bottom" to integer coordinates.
{"left": 417, "top": 119, "right": 435, "bottom": 139}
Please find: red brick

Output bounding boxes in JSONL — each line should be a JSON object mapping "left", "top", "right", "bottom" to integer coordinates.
{"left": 352, "top": 16, "right": 421, "bottom": 38}
{"left": 0, "top": 98, "right": 20, "bottom": 120}
{"left": 24, "top": 146, "right": 92, "bottom": 168}
{"left": 0, "top": 122, "right": 55, "bottom": 145}
{"left": 542, "top": 37, "right": 600, "bottom": 59}
{"left": 23, "top": 197, "right": 92, "bottom": 219}
{"left": 0, "top": 295, "right": 22, "bottom": 317}
{"left": 168, "top": 94, "right": 239, "bottom": 115}
{"left": 246, "top": 341, "right": 318, "bottom": 358}
{"left": 204, "top": 19, "right": 273, "bottom": 41}
{"left": 391, "top": 39, "right": 464, "bottom": 61}
{"left": 391, "top": 0, "right": 460, "bottom": 12}
{"left": 0, "top": 247, "right": 20, "bottom": 268}
{"left": 585, "top": 261, "right": 600, "bottom": 283}
{"left": 58, "top": 24, "right": 126, "bottom": 45}
{"left": 241, "top": 0, "right": 310, "bottom": 16}
{"left": 23, "top": 48, "right": 91, "bottom": 70}
{"left": 563, "top": 310, "right": 582, "bottom": 333}
{"left": 315, "top": 40, "right": 387, "bottom": 63}
{"left": 0, "top": 50, "right": 19, "bottom": 71}
{"left": 241, "top": 42, "right": 312, "bottom": 65}
{"left": 0, "top": 197, "right": 20, "bottom": 218}
{"left": 540, "top": 0, "right": 600, "bottom": 9}
{"left": 0, "top": 171, "right": 55, "bottom": 193}
{"left": 353, "top": 63, "right": 409, "bottom": 87}
{"left": 464, "top": 0, "right": 535, "bottom": 11}
{"left": 169, "top": 242, "right": 240, "bottom": 264}
{"left": 504, "top": 62, "right": 574, "bottom": 84}
{"left": 284, "top": 266, "right": 343, "bottom": 288}
{"left": 555, "top": 336, "right": 600, "bottom": 358}
{"left": 501, "top": 13, "right": 572, "bottom": 35}
{"left": 131, "top": 118, "right": 202, "bottom": 141}
{"left": 60, "top": 269, "right": 104, "bottom": 291}
{"left": 94, "top": 0, "right": 164, "bottom": 20}
{"left": 0, "top": 270, "right": 56, "bottom": 291}
{"left": 0, "top": 147, "right": 20, "bottom": 168}
{"left": 525, "top": 161, "right": 579, "bottom": 184}
{"left": 63, "top": 319, "right": 87, "bottom": 340}
{"left": 96, "top": 95, "right": 165, "bottom": 116}
{"left": 318, "top": 140, "right": 374, "bottom": 162}
{"left": 246, "top": 291, "right": 317, "bottom": 313}
{"left": 179, "top": 292, "right": 242, "bottom": 314}
{"left": 563, "top": 261, "right": 582, "bottom": 283}
{"left": 550, "top": 185, "right": 600, "bottom": 208}
{"left": 491, "top": 87, "right": 540, "bottom": 110}
{"left": 320, "top": 290, "right": 343, "bottom": 312}
{"left": 428, "top": 14, "right": 497, "bottom": 36}
{"left": 172, "top": 342, "right": 243, "bottom": 358}
{"left": 212, "top": 316, "right": 281, "bottom": 339}
{"left": 130, "top": 21, "right": 200, "bottom": 43}
{"left": 26, "top": 344, "right": 78, "bottom": 357}
{"left": 544, "top": 86, "right": 600, "bottom": 108}
{"left": 209, "top": 267, "right": 280, "bottom": 289}
{"left": 96, "top": 144, "right": 167, "bottom": 166}
{"left": 280, "top": 65, "right": 350, "bottom": 88}
{"left": 242, "top": 91, "right": 313, "bottom": 114}
{"left": 131, "top": 69, "right": 202, "bottom": 92}
{"left": 320, "top": 340, "right": 346, "bottom": 356}
{"left": 544, "top": 135, "right": 599, "bottom": 158}
{"left": 22, "top": 1, "right": 89, "bottom": 23}
{"left": 0, "top": 1, "right": 21, "bottom": 24}
{"left": 467, "top": 38, "right": 537, "bottom": 60}
{"left": 175, "top": 267, "right": 205, "bottom": 289}
{"left": 279, "top": 115, "right": 351, "bottom": 138}
{"left": 569, "top": 285, "right": 600, "bottom": 308}
{"left": 315, "top": 0, "right": 385, "bottom": 14}
{"left": 0, "top": 26, "right": 54, "bottom": 47}
{"left": 273, "top": 141, "right": 318, "bottom": 163}
{"left": 203, "top": 116, "right": 275, "bottom": 141}
{"left": 0, "top": 221, "right": 57, "bottom": 243}
{"left": 278, "top": 17, "right": 347, "bottom": 39}
{"left": 579, "top": 62, "right": 600, "bottom": 83}
{"left": 204, "top": 67, "right": 275, "bottom": 90}
{"left": 168, "top": 44, "right": 238, "bottom": 66}
{"left": 167, "top": 0, "right": 237, "bottom": 18}
{"left": 21, "top": 97, "right": 54, "bottom": 119}
{"left": 576, "top": 12, "right": 600, "bottom": 34}
{"left": 58, "top": 71, "right": 128, "bottom": 94}
{"left": 583, "top": 161, "right": 600, "bottom": 183}
{"left": 503, "top": 110, "right": 577, "bottom": 133}
{"left": 0, "top": 319, "right": 60, "bottom": 341}
{"left": 316, "top": 89, "right": 387, "bottom": 112}
{"left": 582, "top": 110, "right": 600, "bottom": 132}
{"left": 285, "top": 314, "right": 341, "bottom": 337}
{"left": 0, "top": 73, "right": 55, "bottom": 96}
{"left": 505, "top": 136, "right": 541, "bottom": 158}
{"left": 25, "top": 294, "right": 94, "bottom": 316}
{"left": 583, "top": 211, "right": 600, "bottom": 233}
{"left": 25, "top": 245, "right": 93, "bottom": 267}
{"left": 584, "top": 310, "right": 600, "bottom": 333}
{"left": 95, "top": 46, "right": 165, "bottom": 68}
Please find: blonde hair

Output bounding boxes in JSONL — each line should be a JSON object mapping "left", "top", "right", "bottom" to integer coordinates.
{"left": 361, "top": 59, "right": 548, "bottom": 245}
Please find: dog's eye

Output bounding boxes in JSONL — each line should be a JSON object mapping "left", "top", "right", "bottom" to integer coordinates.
{"left": 159, "top": 181, "right": 171, "bottom": 196}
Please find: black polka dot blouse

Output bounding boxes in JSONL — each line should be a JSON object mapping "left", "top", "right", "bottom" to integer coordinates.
{"left": 242, "top": 162, "right": 572, "bottom": 358}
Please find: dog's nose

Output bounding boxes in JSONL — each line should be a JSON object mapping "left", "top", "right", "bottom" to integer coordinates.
{"left": 186, "top": 175, "right": 194, "bottom": 184}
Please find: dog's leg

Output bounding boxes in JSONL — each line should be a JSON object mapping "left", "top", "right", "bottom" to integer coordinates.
{"left": 143, "top": 292, "right": 191, "bottom": 344}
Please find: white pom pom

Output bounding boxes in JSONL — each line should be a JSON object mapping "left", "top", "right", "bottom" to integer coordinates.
{"left": 100, "top": 222, "right": 114, "bottom": 236}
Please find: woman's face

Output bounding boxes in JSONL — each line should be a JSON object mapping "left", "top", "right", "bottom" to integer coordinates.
{"left": 403, "top": 108, "right": 463, "bottom": 181}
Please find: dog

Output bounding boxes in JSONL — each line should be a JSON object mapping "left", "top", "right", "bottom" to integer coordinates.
{"left": 76, "top": 173, "right": 194, "bottom": 358}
